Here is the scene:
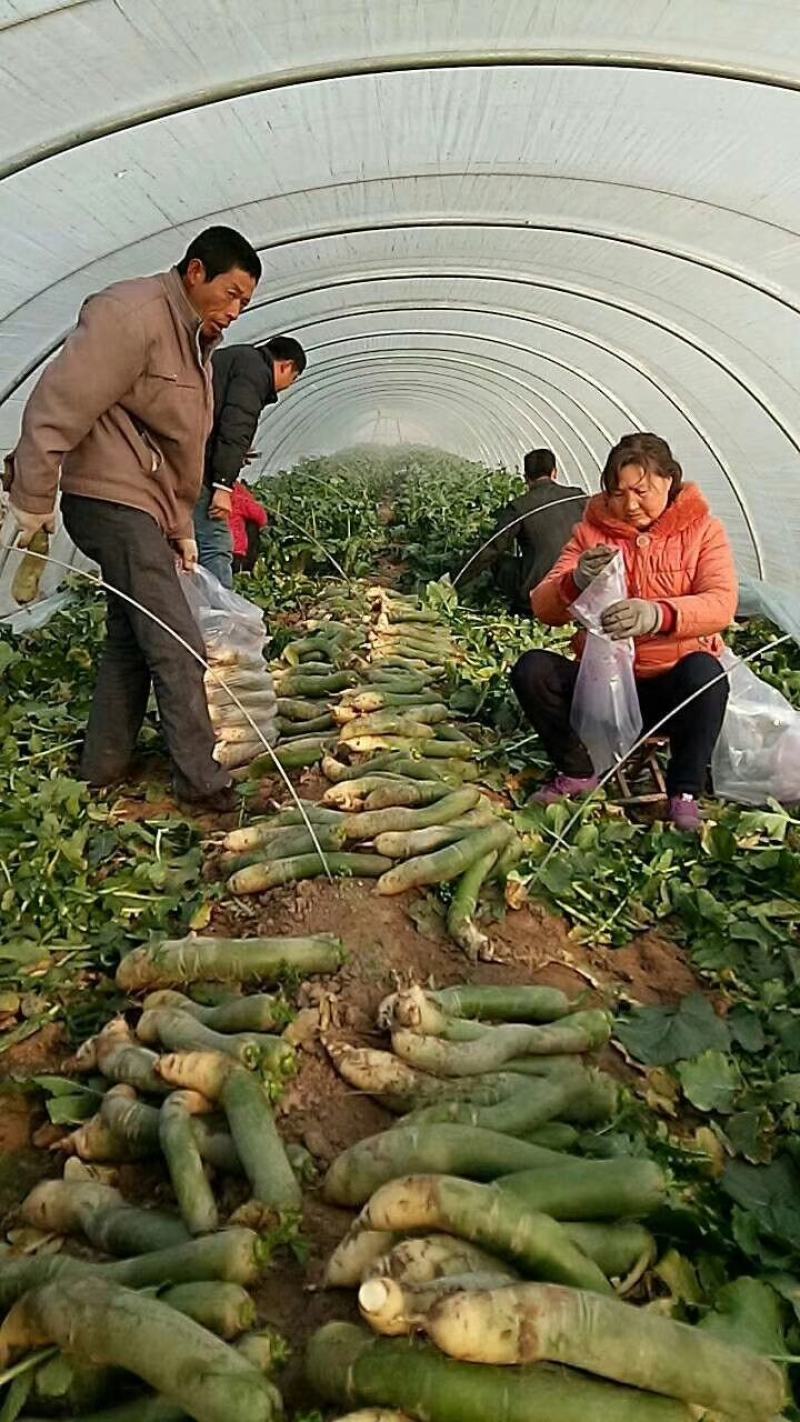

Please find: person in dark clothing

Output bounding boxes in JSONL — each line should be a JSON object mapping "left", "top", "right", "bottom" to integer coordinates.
{"left": 195, "top": 334, "right": 306, "bottom": 586}
{"left": 458, "top": 449, "right": 587, "bottom": 612}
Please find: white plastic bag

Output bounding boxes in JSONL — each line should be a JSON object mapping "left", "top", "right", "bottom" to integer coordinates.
{"left": 712, "top": 650, "right": 800, "bottom": 805}
{"left": 569, "top": 554, "right": 643, "bottom": 775}
{"left": 182, "top": 566, "right": 277, "bottom": 768}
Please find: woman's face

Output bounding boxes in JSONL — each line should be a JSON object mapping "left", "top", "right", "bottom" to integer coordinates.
{"left": 608, "top": 462, "right": 672, "bottom": 528}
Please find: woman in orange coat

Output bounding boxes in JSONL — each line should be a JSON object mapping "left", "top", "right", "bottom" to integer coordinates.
{"left": 512, "top": 433, "right": 739, "bottom": 831}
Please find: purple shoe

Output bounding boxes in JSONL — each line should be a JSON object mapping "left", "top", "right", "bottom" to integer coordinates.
{"left": 533, "top": 772, "right": 600, "bottom": 804}
{"left": 669, "top": 794, "right": 701, "bottom": 832}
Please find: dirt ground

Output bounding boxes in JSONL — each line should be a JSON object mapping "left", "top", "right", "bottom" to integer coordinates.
{"left": 0, "top": 862, "right": 700, "bottom": 1414}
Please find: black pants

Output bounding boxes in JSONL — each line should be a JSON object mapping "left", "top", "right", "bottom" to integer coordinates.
{"left": 62, "top": 495, "right": 230, "bottom": 799}
{"left": 511, "top": 648, "right": 729, "bottom": 796}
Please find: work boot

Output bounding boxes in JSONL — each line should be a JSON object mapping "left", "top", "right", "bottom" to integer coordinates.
{"left": 668, "top": 793, "right": 701, "bottom": 833}
{"left": 533, "top": 772, "right": 599, "bottom": 804}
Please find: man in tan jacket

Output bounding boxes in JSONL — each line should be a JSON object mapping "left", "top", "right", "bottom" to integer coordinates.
{"left": 4, "top": 225, "right": 262, "bottom": 811}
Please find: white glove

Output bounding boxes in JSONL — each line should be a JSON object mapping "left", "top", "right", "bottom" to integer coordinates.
{"left": 573, "top": 545, "right": 615, "bottom": 591}
{"left": 8, "top": 500, "right": 55, "bottom": 548}
{"left": 175, "top": 538, "right": 199, "bottom": 572}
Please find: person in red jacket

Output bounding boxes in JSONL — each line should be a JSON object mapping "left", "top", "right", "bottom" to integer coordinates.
{"left": 229, "top": 480, "right": 268, "bottom": 574}
{"left": 511, "top": 432, "right": 739, "bottom": 831}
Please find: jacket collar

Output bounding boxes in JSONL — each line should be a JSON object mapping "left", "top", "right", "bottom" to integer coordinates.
{"left": 161, "top": 268, "right": 223, "bottom": 357}
{"left": 585, "top": 482, "right": 710, "bottom": 540}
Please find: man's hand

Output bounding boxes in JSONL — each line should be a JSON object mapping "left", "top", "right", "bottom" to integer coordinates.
{"left": 573, "top": 544, "right": 615, "bottom": 591}
{"left": 8, "top": 501, "right": 55, "bottom": 548}
{"left": 209, "top": 487, "right": 233, "bottom": 520}
{"left": 175, "top": 538, "right": 199, "bottom": 572}
{"left": 601, "top": 598, "right": 662, "bottom": 640}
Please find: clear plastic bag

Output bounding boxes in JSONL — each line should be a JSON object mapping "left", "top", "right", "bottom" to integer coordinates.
{"left": 712, "top": 650, "right": 800, "bottom": 805}
{"left": 569, "top": 554, "right": 644, "bottom": 775}
{"left": 182, "top": 566, "right": 277, "bottom": 768}
{"left": 182, "top": 566, "right": 266, "bottom": 665}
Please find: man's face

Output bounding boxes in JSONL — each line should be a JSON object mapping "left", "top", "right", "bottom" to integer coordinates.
{"left": 183, "top": 260, "right": 257, "bottom": 338}
{"left": 273, "top": 360, "right": 301, "bottom": 393}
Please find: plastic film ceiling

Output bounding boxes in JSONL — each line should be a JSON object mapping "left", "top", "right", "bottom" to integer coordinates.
{"left": 1, "top": 0, "right": 800, "bottom": 591}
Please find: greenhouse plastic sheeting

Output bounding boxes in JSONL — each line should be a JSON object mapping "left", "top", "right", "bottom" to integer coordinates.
{"left": 1, "top": 0, "right": 800, "bottom": 617}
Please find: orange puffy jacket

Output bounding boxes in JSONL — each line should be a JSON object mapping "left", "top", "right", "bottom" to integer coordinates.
{"left": 531, "top": 483, "right": 739, "bottom": 678}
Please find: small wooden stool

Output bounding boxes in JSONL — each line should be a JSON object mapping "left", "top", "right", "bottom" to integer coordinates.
{"left": 613, "top": 736, "right": 669, "bottom": 805}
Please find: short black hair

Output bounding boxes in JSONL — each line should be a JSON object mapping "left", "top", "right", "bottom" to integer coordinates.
{"left": 262, "top": 334, "right": 307, "bottom": 375}
{"left": 177, "top": 226, "right": 262, "bottom": 282}
{"left": 524, "top": 448, "right": 556, "bottom": 481}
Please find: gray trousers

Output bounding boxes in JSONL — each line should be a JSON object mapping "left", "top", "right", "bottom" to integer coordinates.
{"left": 61, "top": 494, "right": 230, "bottom": 799}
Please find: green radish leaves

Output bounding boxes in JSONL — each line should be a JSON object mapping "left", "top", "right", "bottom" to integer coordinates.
{"left": 616, "top": 993, "right": 730, "bottom": 1067}
{"left": 677, "top": 1051, "right": 742, "bottom": 1114}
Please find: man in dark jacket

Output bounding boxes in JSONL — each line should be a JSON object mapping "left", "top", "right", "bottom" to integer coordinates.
{"left": 195, "top": 334, "right": 306, "bottom": 586}
{"left": 459, "top": 449, "right": 587, "bottom": 613}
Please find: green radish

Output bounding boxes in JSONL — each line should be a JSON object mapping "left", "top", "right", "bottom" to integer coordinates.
{"left": 373, "top": 813, "right": 495, "bottom": 859}
{"left": 367, "top": 1234, "right": 517, "bottom": 1287}
{"left": 342, "top": 690, "right": 443, "bottom": 711}
{"left": 217, "top": 822, "right": 348, "bottom": 874}
{"left": 324, "top": 1229, "right": 402, "bottom": 1289}
{"left": 412, "top": 739, "right": 474, "bottom": 759}
{"left": 228, "top": 852, "right": 393, "bottom": 894}
{"left": 61, "top": 1112, "right": 147, "bottom": 1163}
{"left": 276, "top": 712, "right": 335, "bottom": 736}
{"left": 274, "top": 659, "right": 335, "bottom": 677}
{"left": 524, "top": 1122, "right": 580, "bottom": 1150}
{"left": 322, "top": 1123, "right": 564, "bottom": 1206}
{"left": 88, "top": 1020, "right": 169, "bottom": 1095}
{"left": 364, "top": 780, "right": 452, "bottom": 811}
{"left": 22, "top": 1180, "right": 189, "bottom": 1254}
{"left": 433, "top": 984, "right": 575, "bottom": 1022}
{"left": 142, "top": 990, "right": 288, "bottom": 1035}
{"left": 363, "top": 669, "right": 429, "bottom": 691}
{"left": 325, "top": 1041, "right": 523, "bottom": 1113}
{"left": 447, "top": 850, "right": 498, "bottom": 959}
{"left": 498, "top": 1160, "right": 666, "bottom": 1221}
{"left": 276, "top": 671, "right": 355, "bottom": 697}
{"left": 340, "top": 787, "right": 480, "bottom": 841}
{"left": 306, "top": 1322, "right": 695, "bottom": 1422}
{"left": 236, "top": 1325, "right": 290, "bottom": 1375}
{"left": 11, "top": 528, "right": 49, "bottom": 604}
{"left": 159, "top": 1092, "right": 218, "bottom": 1236}
{"left": 116, "top": 934, "right": 345, "bottom": 991}
{"left": 0, "top": 1232, "right": 267, "bottom": 1309}
{"left": 340, "top": 716, "right": 436, "bottom": 742}
{"left": 562, "top": 1223, "right": 656, "bottom": 1278}
{"left": 323, "top": 754, "right": 473, "bottom": 785}
{"left": 323, "top": 774, "right": 420, "bottom": 809}
{"left": 222, "top": 809, "right": 343, "bottom": 852}
{"left": 359, "top": 1272, "right": 505, "bottom": 1336}
{"left": 379, "top": 986, "right": 487, "bottom": 1037}
{"left": 423, "top": 1282, "right": 785, "bottom": 1419}
{"left": 359, "top": 1175, "right": 612, "bottom": 1293}
{"left": 0, "top": 1276, "right": 282, "bottom": 1422}
{"left": 399, "top": 1069, "right": 617, "bottom": 1134}
{"left": 377, "top": 823, "right": 514, "bottom": 896}
{"left": 390, "top": 1011, "right": 612, "bottom": 1073}
{"left": 137, "top": 1008, "right": 271, "bottom": 1070}
{"left": 276, "top": 697, "right": 327, "bottom": 720}
{"left": 157, "top": 1049, "right": 240, "bottom": 1100}
{"left": 161, "top": 1281, "right": 255, "bottom": 1339}
{"left": 107, "top": 1229, "right": 268, "bottom": 1290}
{"left": 271, "top": 735, "right": 332, "bottom": 770}
{"left": 97, "top": 1088, "right": 241, "bottom": 1177}
{"left": 220, "top": 1063, "right": 302, "bottom": 1210}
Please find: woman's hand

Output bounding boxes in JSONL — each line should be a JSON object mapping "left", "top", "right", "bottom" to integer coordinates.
{"left": 602, "top": 598, "right": 662, "bottom": 640}
{"left": 573, "top": 544, "right": 616, "bottom": 590}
